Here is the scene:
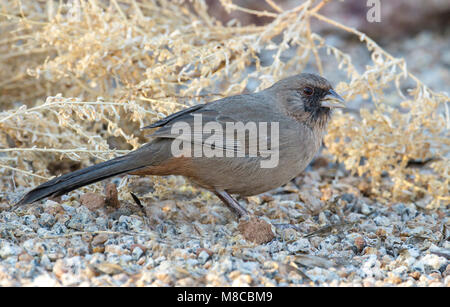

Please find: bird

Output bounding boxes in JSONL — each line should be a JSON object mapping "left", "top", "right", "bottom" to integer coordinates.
{"left": 16, "top": 73, "right": 345, "bottom": 218}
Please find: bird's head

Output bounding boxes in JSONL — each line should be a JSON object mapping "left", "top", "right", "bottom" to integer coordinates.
{"left": 268, "top": 73, "right": 345, "bottom": 130}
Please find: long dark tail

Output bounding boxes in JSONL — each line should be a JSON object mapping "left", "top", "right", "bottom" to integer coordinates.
{"left": 16, "top": 153, "right": 148, "bottom": 206}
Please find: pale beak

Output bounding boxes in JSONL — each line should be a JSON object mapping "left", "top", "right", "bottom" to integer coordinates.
{"left": 321, "top": 89, "right": 345, "bottom": 109}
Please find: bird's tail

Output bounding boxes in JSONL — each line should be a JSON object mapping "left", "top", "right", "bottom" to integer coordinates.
{"left": 16, "top": 153, "right": 147, "bottom": 206}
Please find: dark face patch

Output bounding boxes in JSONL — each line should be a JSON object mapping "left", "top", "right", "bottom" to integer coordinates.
{"left": 269, "top": 73, "right": 335, "bottom": 130}
{"left": 301, "top": 87, "right": 331, "bottom": 120}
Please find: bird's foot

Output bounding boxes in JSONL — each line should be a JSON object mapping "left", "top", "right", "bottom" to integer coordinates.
{"left": 213, "top": 190, "right": 248, "bottom": 218}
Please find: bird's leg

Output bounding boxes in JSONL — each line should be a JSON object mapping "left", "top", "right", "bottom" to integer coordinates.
{"left": 214, "top": 190, "right": 248, "bottom": 218}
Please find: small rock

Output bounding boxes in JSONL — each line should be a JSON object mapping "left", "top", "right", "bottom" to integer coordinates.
{"left": 132, "top": 247, "right": 144, "bottom": 260}
{"left": 373, "top": 215, "right": 390, "bottom": 227}
{"left": 80, "top": 193, "right": 105, "bottom": 211}
{"left": 409, "top": 271, "right": 421, "bottom": 280}
{"left": 429, "top": 272, "right": 442, "bottom": 281}
{"left": 354, "top": 236, "right": 366, "bottom": 253}
{"left": 130, "top": 244, "right": 147, "bottom": 253}
{"left": 105, "top": 183, "right": 120, "bottom": 208}
{"left": 18, "top": 252, "right": 33, "bottom": 262}
{"left": 92, "top": 233, "right": 109, "bottom": 246}
{"left": 197, "top": 250, "right": 210, "bottom": 264}
{"left": 287, "top": 239, "right": 311, "bottom": 253}
{"left": 421, "top": 254, "right": 448, "bottom": 271}
{"left": 361, "top": 203, "right": 371, "bottom": 215}
{"left": 92, "top": 246, "right": 105, "bottom": 253}
{"left": 39, "top": 213, "right": 56, "bottom": 228}
{"left": 195, "top": 248, "right": 213, "bottom": 258}
{"left": 0, "top": 241, "right": 21, "bottom": 259}
{"left": 443, "top": 264, "right": 450, "bottom": 277}
{"left": 61, "top": 204, "right": 77, "bottom": 215}
{"left": 341, "top": 193, "right": 355, "bottom": 203}
{"left": 238, "top": 217, "right": 275, "bottom": 244}
{"left": 91, "top": 263, "right": 124, "bottom": 275}
{"left": 53, "top": 259, "right": 69, "bottom": 279}
{"left": 105, "top": 245, "right": 128, "bottom": 255}
{"left": 260, "top": 194, "right": 274, "bottom": 202}
{"left": 231, "top": 274, "right": 252, "bottom": 286}
{"left": 376, "top": 228, "right": 387, "bottom": 237}
{"left": 186, "top": 258, "right": 198, "bottom": 266}
{"left": 361, "top": 255, "right": 383, "bottom": 279}
{"left": 311, "top": 156, "right": 329, "bottom": 168}
{"left": 137, "top": 256, "right": 146, "bottom": 265}
{"left": 43, "top": 200, "right": 63, "bottom": 215}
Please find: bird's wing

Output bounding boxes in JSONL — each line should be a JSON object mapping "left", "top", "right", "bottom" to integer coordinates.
{"left": 142, "top": 104, "right": 205, "bottom": 129}
{"left": 143, "top": 93, "right": 290, "bottom": 156}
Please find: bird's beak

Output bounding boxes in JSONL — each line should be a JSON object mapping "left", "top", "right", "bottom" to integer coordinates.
{"left": 321, "top": 89, "right": 345, "bottom": 109}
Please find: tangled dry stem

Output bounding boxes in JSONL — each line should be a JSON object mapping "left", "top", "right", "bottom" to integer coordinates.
{"left": 0, "top": 0, "right": 448, "bottom": 208}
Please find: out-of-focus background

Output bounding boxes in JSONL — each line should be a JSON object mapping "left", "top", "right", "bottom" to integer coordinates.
{"left": 206, "top": 0, "right": 450, "bottom": 92}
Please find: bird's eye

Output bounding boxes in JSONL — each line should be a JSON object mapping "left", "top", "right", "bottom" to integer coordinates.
{"left": 303, "top": 87, "right": 314, "bottom": 96}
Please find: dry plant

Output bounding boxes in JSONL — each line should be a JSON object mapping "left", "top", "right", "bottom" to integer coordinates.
{"left": 0, "top": 0, "right": 448, "bottom": 208}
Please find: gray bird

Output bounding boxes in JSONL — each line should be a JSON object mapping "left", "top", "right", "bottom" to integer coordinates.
{"left": 16, "top": 73, "right": 345, "bottom": 217}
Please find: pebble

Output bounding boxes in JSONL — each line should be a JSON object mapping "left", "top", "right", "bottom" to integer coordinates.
{"left": 104, "top": 183, "right": 120, "bottom": 209}
{"left": 287, "top": 238, "right": 311, "bottom": 253}
{"left": 92, "top": 234, "right": 109, "bottom": 246}
{"left": 0, "top": 241, "right": 21, "bottom": 259}
{"left": 197, "top": 250, "right": 210, "bottom": 264}
{"left": 80, "top": 193, "right": 105, "bottom": 211}
{"left": 132, "top": 247, "right": 144, "bottom": 260}
{"left": 237, "top": 217, "right": 275, "bottom": 244}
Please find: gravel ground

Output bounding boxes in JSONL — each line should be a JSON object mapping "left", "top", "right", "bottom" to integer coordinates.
{"left": 1, "top": 157, "right": 448, "bottom": 287}
{"left": 0, "top": 31, "right": 448, "bottom": 287}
